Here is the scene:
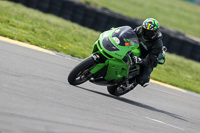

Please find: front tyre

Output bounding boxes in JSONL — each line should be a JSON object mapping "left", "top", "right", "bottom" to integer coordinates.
{"left": 68, "top": 57, "right": 95, "bottom": 85}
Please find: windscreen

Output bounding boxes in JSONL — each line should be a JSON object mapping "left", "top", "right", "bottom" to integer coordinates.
{"left": 102, "top": 35, "right": 120, "bottom": 52}
{"left": 112, "top": 26, "right": 139, "bottom": 46}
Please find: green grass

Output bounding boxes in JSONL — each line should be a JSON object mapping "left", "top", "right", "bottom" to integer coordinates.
{"left": 81, "top": 0, "right": 200, "bottom": 38}
{"left": 0, "top": 1, "right": 200, "bottom": 93}
{"left": 0, "top": 1, "right": 100, "bottom": 59}
{"left": 152, "top": 53, "right": 200, "bottom": 93}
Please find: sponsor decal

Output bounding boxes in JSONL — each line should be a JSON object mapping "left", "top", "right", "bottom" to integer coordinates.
{"left": 125, "top": 42, "right": 130, "bottom": 46}
{"left": 113, "top": 37, "right": 120, "bottom": 45}
{"left": 124, "top": 38, "right": 131, "bottom": 46}
{"left": 115, "top": 53, "right": 122, "bottom": 57}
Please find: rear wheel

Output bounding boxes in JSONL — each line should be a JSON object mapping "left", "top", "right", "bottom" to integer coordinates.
{"left": 107, "top": 83, "right": 137, "bottom": 97}
{"left": 68, "top": 57, "right": 96, "bottom": 85}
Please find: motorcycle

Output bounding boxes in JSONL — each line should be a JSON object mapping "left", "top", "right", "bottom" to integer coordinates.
{"left": 68, "top": 26, "right": 166, "bottom": 96}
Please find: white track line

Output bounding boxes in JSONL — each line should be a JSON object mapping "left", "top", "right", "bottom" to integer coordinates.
{"left": 145, "top": 117, "right": 185, "bottom": 130}
{"left": 117, "top": 108, "right": 184, "bottom": 131}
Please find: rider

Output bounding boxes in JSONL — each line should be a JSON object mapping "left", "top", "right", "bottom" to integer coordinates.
{"left": 131, "top": 18, "right": 164, "bottom": 87}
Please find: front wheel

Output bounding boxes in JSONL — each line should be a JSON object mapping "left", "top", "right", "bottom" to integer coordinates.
{"left": 68, "top": 57, "right": 96, "bottom": 85}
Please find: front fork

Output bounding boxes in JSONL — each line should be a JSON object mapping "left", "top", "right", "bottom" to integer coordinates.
{"left": 85, "top": 54, "right": 102, "bottom": 80}
{"left": 91, "top": 54, "right": 100, "bottom": 62}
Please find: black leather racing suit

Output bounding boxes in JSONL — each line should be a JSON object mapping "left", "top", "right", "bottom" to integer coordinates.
{"left": 133, "top": 26, "right": 163, "bottom": 87}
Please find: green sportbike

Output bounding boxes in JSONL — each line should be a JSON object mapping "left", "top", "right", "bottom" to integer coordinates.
{"left": 68, "top": 26, "right": 166, "bottom": 96}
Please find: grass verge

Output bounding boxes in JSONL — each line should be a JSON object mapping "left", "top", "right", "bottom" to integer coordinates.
{"left": 81, "top": 0, "right": 200, "bottom": 39}
{"left": 0, "top": 1, "right": 200, "bottom": 93}
{"left": 0, "top": 1, "right": 100, "bottom": 59}
{"left": 152, "top": 53, "right": 200, "bottom": 93}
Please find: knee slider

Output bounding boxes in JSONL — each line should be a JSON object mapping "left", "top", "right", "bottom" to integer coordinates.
{"left": 142, "top": 82, "right": 149, "bottom": 87}
{"left": 137, "top": 76, "right": 150, "bottom": 87}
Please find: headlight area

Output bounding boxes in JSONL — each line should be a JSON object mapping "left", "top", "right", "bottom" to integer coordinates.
{"left": 97, "top": 40, "right": 113, "bottom": 59}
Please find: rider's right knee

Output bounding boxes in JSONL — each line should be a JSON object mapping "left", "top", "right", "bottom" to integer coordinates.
{"left": 136, "top": 75, "right": 150, "bottom": 87}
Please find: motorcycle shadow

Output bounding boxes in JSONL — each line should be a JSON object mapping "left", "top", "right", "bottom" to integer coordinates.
{"left": 76, "top": 86, "right": 187, "bottom": 122}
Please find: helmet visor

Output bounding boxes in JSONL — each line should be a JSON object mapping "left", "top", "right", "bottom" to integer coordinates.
{"left": 142, "top": 28, "right": 157, "bottom": 40}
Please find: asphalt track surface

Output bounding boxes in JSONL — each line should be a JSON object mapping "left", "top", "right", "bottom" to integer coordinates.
{"left": 0, "top": 40, "right": 200, "bottom": 133}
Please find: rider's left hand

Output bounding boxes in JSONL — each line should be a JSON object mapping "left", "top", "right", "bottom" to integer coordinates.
{"left": 133, "top": 56, "right": 143, "bottom": 65}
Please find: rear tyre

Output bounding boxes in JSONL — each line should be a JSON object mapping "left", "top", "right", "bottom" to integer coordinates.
{"left": 107, "top": 84, "right": 136, "bottom": 97}
{"left": 68, "top": 57, "right": 95, "bottom": 85}
{"left": 107, "top": 85, "right": 125, "bottom": 97}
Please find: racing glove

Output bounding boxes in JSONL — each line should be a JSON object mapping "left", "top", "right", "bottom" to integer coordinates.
{"left": 132, "top": 56, "right": 143, "bottom": 65}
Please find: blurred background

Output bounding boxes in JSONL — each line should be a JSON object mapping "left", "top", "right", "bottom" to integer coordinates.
{"left": 7, "top": 0, "right": 200, "bottom": 62}
{"left": 186, "top": 0, "right": 200, "bottom": 4}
